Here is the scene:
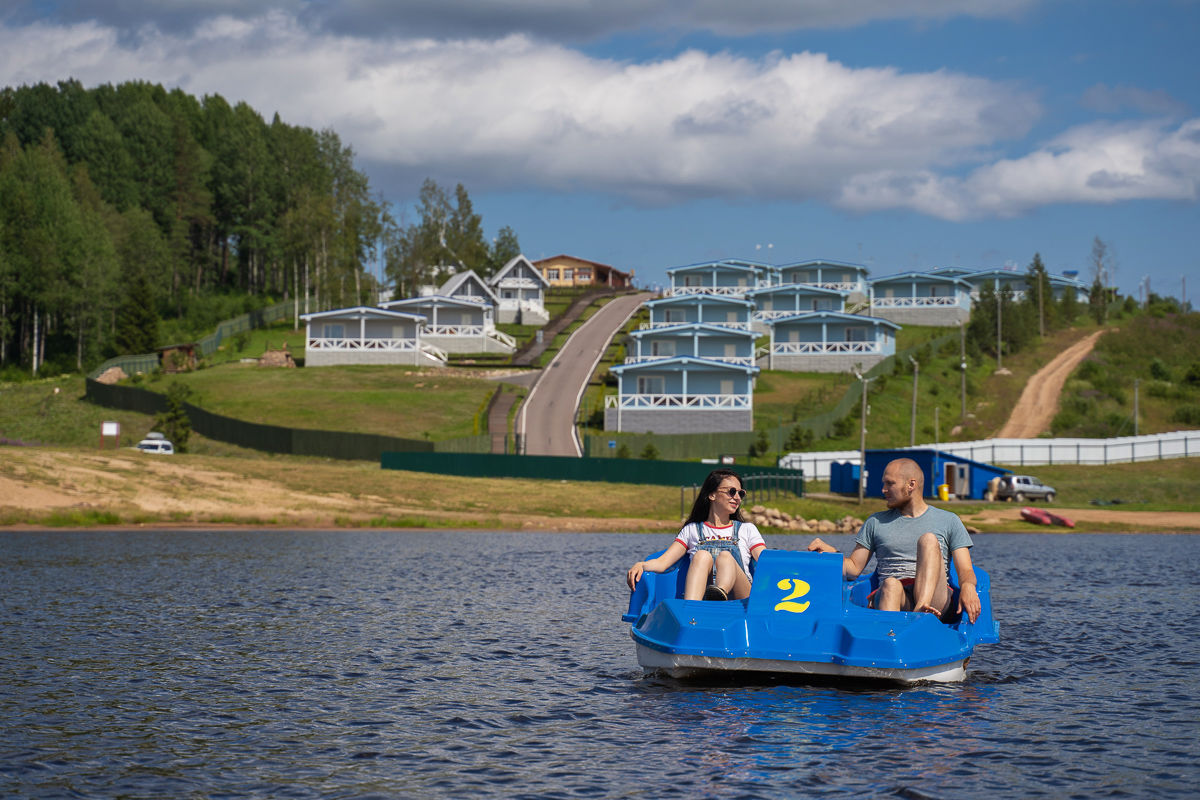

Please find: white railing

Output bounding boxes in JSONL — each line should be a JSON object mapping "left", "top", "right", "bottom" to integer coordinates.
{"left": 307, "top": 337, "right": 418, "bottom": 351}
{"left": 450, "top": 294, "right": 491, "bottom": 305}
{"left": 496, "top": 298, "right": 545, "bottom": 312}
{"left": 639, "top": 321, "right": 751, "bottom": 330}
{"left": 777, "top": 431, "right": 1200, "bottom": 479}
{"left": 871, "top": 296, "right": 963, "bottom": 308}
{"left": 623, "top": 355, "right": 755, "bottom": 366}
{"left": 420, "top": 341, "right": 448, "bottom": 363}
{"left": 772, "top": 341, "right": 882, "bottom": 355}
{"left": 785, "top": 281, "right": 864, "bottom": 293}
{"left": 425, "top": 324, "right": 485, "bottom": 336}
{"left": 662, "top": 286, "right": 750, "bottom": 297}
{"left": 970, "top": 290, "right": 1027, "bottom": 302}
{"left": 605, "top": 393, "right": 752, "bottom": 410}
{"left": 753, "top": 309, "right": 840, "bottom": 321}
{"left": 494, "top": 277, "right": 541, "bottom": 289}
{"left": 488, "top": 328, "right": 517, "bottom": 349}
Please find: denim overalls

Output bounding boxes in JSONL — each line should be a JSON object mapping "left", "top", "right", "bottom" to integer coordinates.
{"left": 696, "top": 520, "right": 747, "bottom": 580}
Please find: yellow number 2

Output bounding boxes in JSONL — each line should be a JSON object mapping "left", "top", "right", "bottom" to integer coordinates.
{"left": 774, "top": 578, "right": 811, "bottom": 613}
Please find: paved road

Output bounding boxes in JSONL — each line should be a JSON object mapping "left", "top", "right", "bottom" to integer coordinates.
{"left": 519, "top": 292, "right": 652, "bottom": 457}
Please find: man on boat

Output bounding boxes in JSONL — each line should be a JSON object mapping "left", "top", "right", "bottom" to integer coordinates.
{"left": 808, "top": 457, "right": 981, "bottom": 623}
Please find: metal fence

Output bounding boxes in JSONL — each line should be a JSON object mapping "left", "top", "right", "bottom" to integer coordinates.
{"left": 779, "top": 430, "right": 1200, "bottom": 479}
{"left": 678, "top": 471, "right": 806, "bottom": 519}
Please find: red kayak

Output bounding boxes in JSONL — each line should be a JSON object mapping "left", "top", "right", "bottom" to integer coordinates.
{"left": 1021, "top": 506, "right": 1075, "bottom": 528}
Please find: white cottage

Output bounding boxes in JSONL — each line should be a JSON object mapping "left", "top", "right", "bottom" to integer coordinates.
{"left": 868, "top": 272, "right": 972, "bottom": 326}
{"left": 664, "top": 259, "right": 773, "bottom": 297}
{"left": 382, "top": 270, "right": 516, "bottom": 354}
{"left": 301, "top": 307, "right": 447, "bottom": 368}
{"left": 488, "top": 255, "right": 550, "bottom": 325}
{"left": 764, "top": 311, "right": 900, "bottom": 373}
{"left": 745, "top": 283, "right": 849, "bottom": 334}
{"left": 604, "top": 356, "right": 759, "bottom": 433}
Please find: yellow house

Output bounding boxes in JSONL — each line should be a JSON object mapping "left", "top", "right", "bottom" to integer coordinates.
{"left": 532, "top": 255, "right": 634, "bottom": 289}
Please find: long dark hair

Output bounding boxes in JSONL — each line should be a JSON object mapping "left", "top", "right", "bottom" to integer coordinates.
{"left": 684, "top": 468, "right": 746, "bottom": 526}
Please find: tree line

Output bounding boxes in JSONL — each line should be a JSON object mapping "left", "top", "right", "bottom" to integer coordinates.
{"left": 0, "top": 79, "right": 519, "bottom": 377}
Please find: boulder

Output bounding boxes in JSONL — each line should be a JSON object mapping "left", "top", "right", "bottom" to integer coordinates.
{"left": 95, "top": 366, "right": 127, "bottom": 384}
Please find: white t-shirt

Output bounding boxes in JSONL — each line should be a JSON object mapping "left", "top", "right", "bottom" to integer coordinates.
{"left": 675, "top": 521, "right": 766, "bottom": 576}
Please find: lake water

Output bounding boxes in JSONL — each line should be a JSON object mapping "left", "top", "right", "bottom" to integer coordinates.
{"left": 2, "top": 530, "right": 1198, "bottom": 799}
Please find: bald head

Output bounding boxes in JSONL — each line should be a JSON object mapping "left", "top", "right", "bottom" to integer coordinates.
{"left": 888, "top": 458, "right": 925, "bottom": 492}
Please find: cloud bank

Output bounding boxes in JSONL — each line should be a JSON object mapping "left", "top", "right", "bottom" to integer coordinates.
{"left": 1, "top": 11, "right": 1196, "bottom": 220}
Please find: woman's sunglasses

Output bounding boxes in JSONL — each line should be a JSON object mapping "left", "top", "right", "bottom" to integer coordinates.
{"left": 721, "top": 487, "right": 747, "bottom": 500}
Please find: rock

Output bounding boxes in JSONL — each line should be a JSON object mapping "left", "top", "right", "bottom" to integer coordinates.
{"left": 966, "top": 525, "right": 982, "bottom": 534}
{"left": 259, "top": 348, "right": 296, "bottom": 368}
{"left": 818, "top": 519, "right": 836, "bottom": 533}
{"left": 96, "top": 366, "right": 127, "bottom": 384}
{"left": 751, "top": 505, "right": 766, "bottom": 515}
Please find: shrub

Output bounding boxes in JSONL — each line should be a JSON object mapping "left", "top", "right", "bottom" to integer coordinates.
{"left": 1149, "top": 358, "right": 1171, "bottom": 382}
{"left": 616, "top": 443, "right": 632, "bottom": 459}
{"left": 784, "top": 425, "right": 814, "bottom": 451}
{"left": 1171, "top": 405, "right": 1200, "bottom": 426}
{"left": 154, "top": 381, "right": 194, "bottom": 453}
{"left": 640, "top": 442, "right": 659, "bottom": 460}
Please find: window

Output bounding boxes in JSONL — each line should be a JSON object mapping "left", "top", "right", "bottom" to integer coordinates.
{"left": 563, "top": 269, "right": 573, "bottom": 281}
{"left": 650, "top": 340, "right": 675, "bottom": 357}
{"left": 845, "top": 327, "right": 867, "bottom": 342}
{"left": 548, "top": 269, "right": 559, "bottom": 280}
{"left": 684, "top": 274, "right": 701, "bottom": 287}
{"left": 323, "top": 323, "right": 345, "bottom": 338}
{"left": 720, "top": 379, "right": 734, "bottom": 395}
{"left": 724, "top": 343, "right": 737, "bottom": 358}
{"left": 577, "top": 268, "right": 592, "bottom": 281}
{"left": 663, "top": 309, "right": 681, "bottom": 323}
{"left": 637, "top": 376, "right": 664, "bottom": 394}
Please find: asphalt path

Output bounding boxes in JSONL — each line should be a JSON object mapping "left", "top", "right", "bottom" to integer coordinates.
{"left": 519, "top": 291, "right": 652, "bottom": 457}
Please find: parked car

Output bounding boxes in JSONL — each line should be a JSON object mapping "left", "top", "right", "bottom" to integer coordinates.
{"left": 135, "top": 432, "right": 175, "bottom": 455}
{"left": 997, "top": 474, "right": 1055, "bottom": 502}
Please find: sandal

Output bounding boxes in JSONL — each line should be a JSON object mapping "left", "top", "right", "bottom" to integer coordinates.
{"left": 703, "top": 585, "right": 729, "bottom": 601}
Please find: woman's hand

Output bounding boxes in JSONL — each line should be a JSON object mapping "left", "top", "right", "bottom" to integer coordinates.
{"left": 626, "top": 561, "right": 646, "bottom": 590}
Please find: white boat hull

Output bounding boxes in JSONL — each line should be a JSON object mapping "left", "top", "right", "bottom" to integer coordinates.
{"left": 635, "top": 643, "right": 967, "bottom": 683}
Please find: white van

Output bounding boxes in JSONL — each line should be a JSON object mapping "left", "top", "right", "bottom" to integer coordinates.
{"left": 136, "top": 432, "right": 175, "bottom": 455}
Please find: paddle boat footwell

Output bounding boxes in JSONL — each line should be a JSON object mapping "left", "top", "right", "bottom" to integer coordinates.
{"left": 624, "top": 549, "right": 1000, "bottom": 684}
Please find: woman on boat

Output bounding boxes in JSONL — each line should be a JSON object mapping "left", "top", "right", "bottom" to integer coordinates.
{"left": 626, "top": 469, "right": 765, "bottom": 601}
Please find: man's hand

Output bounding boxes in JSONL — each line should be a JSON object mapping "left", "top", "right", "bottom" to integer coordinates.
{"left": 958, "top": 583, "right": 981, "bottom": 623}
{"left": 807, "top": 537, "right": 837, "bottom": 554}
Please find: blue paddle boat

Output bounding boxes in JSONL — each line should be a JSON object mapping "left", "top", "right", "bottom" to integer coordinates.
{"left": 623, "top": 547, "right": 1000, "bottom": 683}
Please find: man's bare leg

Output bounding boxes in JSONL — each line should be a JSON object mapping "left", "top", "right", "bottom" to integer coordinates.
{"left": 874, "top": 577, "right": 911, "bottom": 612}
{"left": 911, "top": 532, "right": 951, "bottom": 615}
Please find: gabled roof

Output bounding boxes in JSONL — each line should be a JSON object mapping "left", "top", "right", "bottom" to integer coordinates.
{"left": 746, "top": 282, "right": 849, "bottom": 299}
{"left": 301, "top": 306, "right": 426, "bottom": 323}
{"left": 532, "top": 253, "right": 629, "bottom": 274}
{"left": 778, "top": 259, "right": 870, "bottom": 275}
{"left": 666, "top": 259, "right": 767, "bottom": 277}
{"left": 928, "top": 266, "right": 975, "bottom": 277}
{"left": 381, "top": 295, "right": 491, "bottom": 311}
{"left": 630, "top": 322, "right": 759, "bottom": 340}
{"left": 768, "top": 311, "right": 901, "bottom": 329}
{"left": 870, "top": 271, "right": 972, "bottom": 288}
{"left": 610, "top": 355, "right": 761, "bottom": 375}
{"left": 646, "top": 293, "right": 753, "bottom": 308}
{"left": 438, "top": 269, "right": 500, "bottom": 305}
{"left": 489, "top": 255, "right": 550, "bottom": 288}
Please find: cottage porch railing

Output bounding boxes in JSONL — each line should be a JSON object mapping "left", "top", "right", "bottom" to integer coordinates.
{"left": 604, "top": 393, "right": 752, "bottom": 410}
{"left": 871, "top": 296, "right": 963, "bottom": 308}
{"left": 307, "top": 337, "right": 421, "bottom": 351}
{"left": 789, "top": 281, "right": 865, "bottom": 293}
{"left": 753, "top": 309, "right": 839, "bottom": 321}
{"left": 662, "top": 286, "right": 751, "bottom": 297}
{"left": 639, "top": 321, "right": 751, "bottom": 330}
{"left": 772, "top": 341, "right": 882, "bottom": 355}
{"left": 623, "top": 355, "right": 756, "bottom": 366}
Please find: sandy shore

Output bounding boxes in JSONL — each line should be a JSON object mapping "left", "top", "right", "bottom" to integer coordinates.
{"left": 2, "top": 447, "right": 1198, "bottom": 533}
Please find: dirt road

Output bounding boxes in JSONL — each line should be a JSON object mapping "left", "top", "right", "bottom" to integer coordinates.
{"left": 996, "top": 329, "right": 1107, "bottom": 439}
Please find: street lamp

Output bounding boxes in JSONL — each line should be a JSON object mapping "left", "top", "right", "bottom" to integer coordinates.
{"left": 854, "top": 370, "right": 872, "bottom": 503}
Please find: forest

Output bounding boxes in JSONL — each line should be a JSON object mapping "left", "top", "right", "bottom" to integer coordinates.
{"left": 0, "top": 79, "right": 517, "bottom": 378}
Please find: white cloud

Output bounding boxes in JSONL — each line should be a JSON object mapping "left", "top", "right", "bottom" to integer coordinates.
{"left": 2, "top": 12, "right": 1195, "bottom": 221}
{"left": 839, "top": 119, "right": 1200, "bottom": 219}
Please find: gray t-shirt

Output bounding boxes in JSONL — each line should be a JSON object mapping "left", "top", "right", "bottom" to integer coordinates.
{"left": 855, "top": 505, "right": 973, "bottom": 581}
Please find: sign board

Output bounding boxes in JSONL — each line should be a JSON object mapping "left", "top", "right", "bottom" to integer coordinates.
{"left": 608, "top": 440, "right": 616, "bottom": 449}
{"left": 101, "top": 421, "right": 120, "bottom": 437}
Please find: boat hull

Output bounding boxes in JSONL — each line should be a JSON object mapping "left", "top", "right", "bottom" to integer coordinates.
{"left": 635, "top": 642, "right": 966, "bottom": 683}
{"left": 624, "top": 548, "right": 999, "bottom": 685}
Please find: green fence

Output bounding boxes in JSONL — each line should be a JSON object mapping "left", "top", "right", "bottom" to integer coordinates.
{"left": 85, "top": 379, "right": 433, "bottom": 459}
{"left": 381, "top": 450, "right": 802, "bottom": 489}
{"left": 87, "top": 298, "right": 304, "bottom": 379}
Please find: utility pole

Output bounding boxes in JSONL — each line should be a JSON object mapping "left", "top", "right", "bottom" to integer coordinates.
{"left": 1134, "top": 378, "right": 1140, "bottom": 436}
{"left": 1038, "top": 269, "right": 1045, "bottom": 338}
{"left": 996, "top": 288, "right": 1003, "bottom": 371}
{"left": 959, "top": 320, "right": 967, "bottom": 420}
{"left": 855, "top": 370, "right": 871, "bottom": 503}
{"left": 909, "top": 355, "right": 919, "bottom": 447}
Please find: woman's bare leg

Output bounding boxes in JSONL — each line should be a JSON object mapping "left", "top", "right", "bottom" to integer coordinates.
{"left": 684, "top": 550, "right": 714, "bottom": 600}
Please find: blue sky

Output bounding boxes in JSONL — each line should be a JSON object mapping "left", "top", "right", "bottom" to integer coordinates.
{"left": 3, "top": 0, "right": 1197, "bottom": 299}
